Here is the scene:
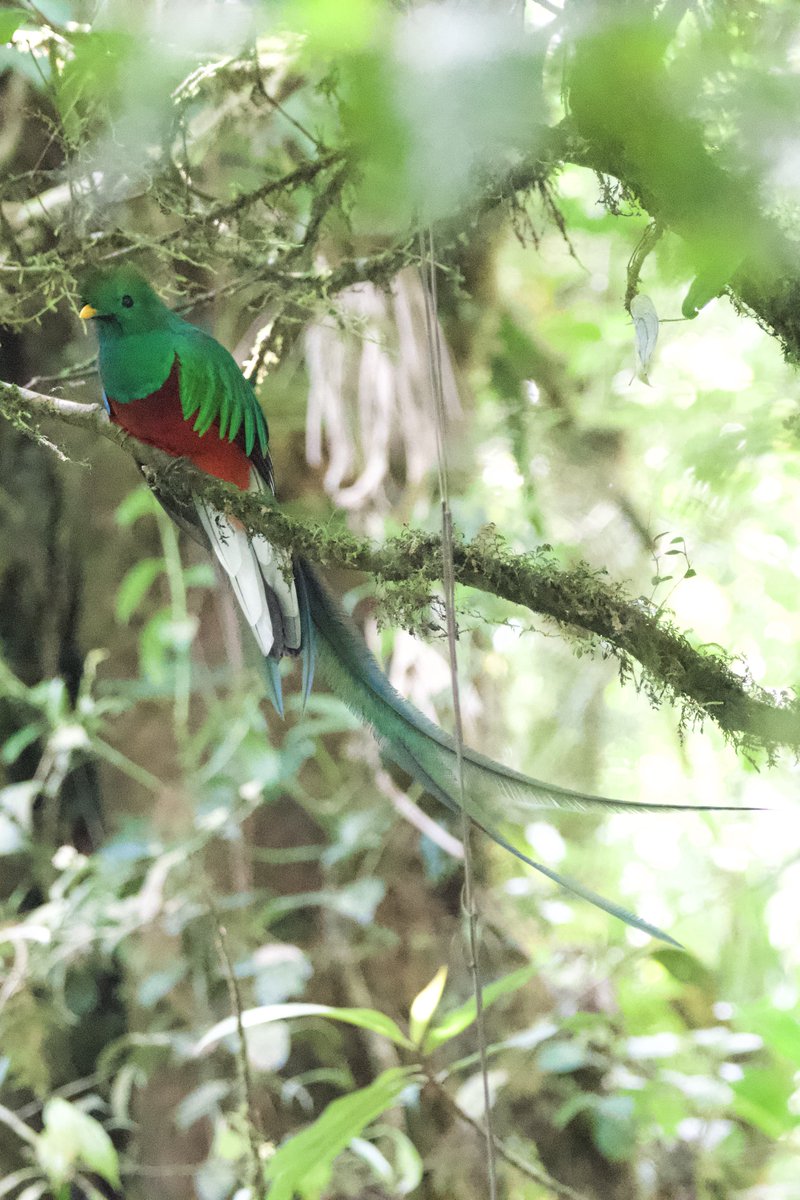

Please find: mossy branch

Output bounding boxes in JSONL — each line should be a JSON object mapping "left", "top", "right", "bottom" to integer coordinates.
{"left": 2, "top": 378, "right": 797, "bottom": 755}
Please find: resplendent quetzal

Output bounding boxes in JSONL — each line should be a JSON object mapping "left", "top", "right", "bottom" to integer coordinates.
{"left": 78, "top": 264, "right": 733, "bottom": 943}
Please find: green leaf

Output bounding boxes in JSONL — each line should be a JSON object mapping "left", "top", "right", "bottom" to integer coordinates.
{"left": 741, "top": 1005, "right": 800, "bottom": 1065}
{"left": 245, "top": 1022, "right": 291, "bottom": 1072}
{"left": 423, "top": 965, "right": 535, "bottom": 1052}
{"left": 29, "top": 676, "right": 67, "bottom": 720}
{"left": 260, "top": 878, "right": 386, "bottom": 926}
{"left": 364, "top": 1124, "right": 424, "bottom": 1195}
{"left": 182, "top": 563, "right": 216, "bottom": 589}
{"left": 115, "top": 558, "right": 164, "bottom": 623}
{"left": 349, "top": 1137, "right": 394, "bottom": 1185}
{"left": 40, "top": 1099, "right": 120, "bottom": 1190}
{"left": 409, "top": 966, "right": 447, "bottom": 1047}
{"left": 264, "top": 1067, "right": 421, "bottom": 1200}
{"left": 731, "top": 1067, "right": 797, "bottom": 1138}
{"left": 1, "top": 721, "right": 42, "bottom": 767}
{"left": 0, "top": 9, "right": 29, "bottom": 43}
{"left": 55, "top": 29, "right": 135, "bottom": 141}
{"left": 175, "top": 1080, "right": 231, "bottom": 1131}
{"left": 294, "top": 0, "right": 378, "bottom": 53}
{"left": 537, "top": 1039, "right": 594, "bottom": 1075}
{"left": 194, "top": 1002, "right": 415, "bottom": 1056}
{"left": 553, "top": 1092, "right": 595, "bottom": 1130}
{"left": 115, "top": 487, "right": 159, "bottom": 527}
{"left": 590, "top": 1095, "right": 636, "bottom": 1162}
{"left": 651, "top": 948, "right": 712, "bottom": 988}
{"left": 1, "top": 723, "right": 42, "bottom": 766}
{"left": 137, "top": 961, "right": 188, "bottom": 1008}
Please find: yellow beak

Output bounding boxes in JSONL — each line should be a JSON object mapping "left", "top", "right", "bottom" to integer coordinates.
{"left": 79, "top": 304, "right": 98, "bottom": 320}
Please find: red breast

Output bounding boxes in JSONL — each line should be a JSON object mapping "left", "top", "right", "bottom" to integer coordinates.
{"left": 107, "top": 358, "right": 251, "bottom": 491}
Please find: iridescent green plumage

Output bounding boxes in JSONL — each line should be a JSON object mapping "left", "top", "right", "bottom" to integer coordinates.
{"left": 80, "top": 265, "right": 268, "bottom": 456}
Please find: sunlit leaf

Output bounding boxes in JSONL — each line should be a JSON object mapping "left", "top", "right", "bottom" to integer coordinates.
{"left": 409, "top": 966, "right": 447, "bottom": 1046}
{"left": 731, "top": 1067, "right": 797, "bottom": 1138}
{"left": 39, "top": 1099, "right": 120, "bottom": 1190}
{"left": 290, "top": 0, "right": 379, "bottom": 52}
{"left": 194, "top": 1002, "right": 414, "bottom": 1056}
{"left": 0, "top": 9, "right": 29, "bottom": 43}
{"left": 423, "top": 965, "right": 535, "bottom": 1052}
{"left": 740, "top": 1005, "right": 800, "bottom": 1066}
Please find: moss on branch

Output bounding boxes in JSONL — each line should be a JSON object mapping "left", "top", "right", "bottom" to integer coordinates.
{"left": 1, "top": 379, "right": 797, "bottom": 756}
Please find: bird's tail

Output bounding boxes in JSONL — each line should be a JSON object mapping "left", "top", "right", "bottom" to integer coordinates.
{"left": 295, "top": 558, "right": 749, "bottom": 946}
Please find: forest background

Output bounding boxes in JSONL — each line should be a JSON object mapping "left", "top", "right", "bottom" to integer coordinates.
{"left": 1, "top": 0, "right": 800, "bottom": 1197}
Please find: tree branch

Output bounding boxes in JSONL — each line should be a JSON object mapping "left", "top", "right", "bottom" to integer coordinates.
{"left": 495, "top": 117, "right": 800, "bottom": 362}
{"left": 1, "top": 379, "right": 797, "bottom": 754}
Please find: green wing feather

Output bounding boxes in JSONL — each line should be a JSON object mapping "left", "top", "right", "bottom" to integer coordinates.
{"left": 173, "top": 323, "right": 268, "bottom": 456}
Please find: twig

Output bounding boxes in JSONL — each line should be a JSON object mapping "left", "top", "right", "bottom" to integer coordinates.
{"left": 375, "top": 769, "right": 464, "bottom": 860}
{"left": 208, "top": 900, "right": 264, "bottom": 1197}
{"left": 625, "top": 220, "right": 664, "bottom": 311}
{"left": 426, "top": 1076, "right": 591, "bottom": 1200}
{"left": 0, "top": 1103, "right": 38, "bottom": 1147}
{"left": 420, "top": 223, "right": 497, "bottom": 1199}
{"left": 0, "top": 940, "right": 28, "bottom": 1016}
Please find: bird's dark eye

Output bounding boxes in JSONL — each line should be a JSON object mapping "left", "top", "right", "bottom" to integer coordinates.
{"left": 121, "top": 294, "right": 134, "bottom": 308}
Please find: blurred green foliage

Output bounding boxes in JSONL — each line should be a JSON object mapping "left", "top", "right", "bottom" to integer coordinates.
{"left": 3, "top": 0, "right": 800, "bottom": 1198}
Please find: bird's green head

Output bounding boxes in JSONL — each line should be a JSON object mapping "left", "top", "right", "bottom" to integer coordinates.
{"left": 78, "top": 265, "right": 172, "bottom": 336}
